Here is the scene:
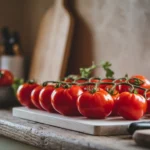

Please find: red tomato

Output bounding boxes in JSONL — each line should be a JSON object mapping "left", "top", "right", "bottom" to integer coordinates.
{"left": 17, "top": 82, "right": 39, "bottom": 108}
{"left": 104, "top": 85, "right": 120, "bottom": 116}
{"left": 99, "top": 78, "right": 114, "bottom": 90}
{"left": 117, "top": 92, "right": 147, "bottom": 120}
{"left": 146, "top": 91, "right": 150, "bottom": 113}
{"left": 114, "top": 78, "right": 127, "bottom": 83}
{"left": 31, "top": 85, "right": 43, "bottom": 110}
{"left": 0, "top": 69, "right": 14, "bottom": 86}
{"left": 77, "top": 88, "right": 114, "bottom": 119}
{"left": 39, "top": 85, "right": 56, "bottom": 112}
{"left": 129, "top": 75, "right": 150, "bottom": 88}
{"left": 75, "top": 78, "right": 89, "bottom": 91}
{"left": 89, "top": 77, "right": 100, "bottom": 83}
{"left": 51, "top": 85, "right": 83, "bottom": 116}
{"left": 101, "top": 78, "right": 115, "bottom": 83}
{"left": 111, "top": 93, "right": 120, "bottom": 116}
{"left": 116, "top": 84, "right": 131, "bottom": 93}
{"left": 75, "top": 78, "right": 88, "bottom": 83}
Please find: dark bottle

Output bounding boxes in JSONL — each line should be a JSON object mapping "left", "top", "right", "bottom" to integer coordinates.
{"left": 1, "top": 27, "right": 13, "bottom": 55}
{"left": 0, "top": 31, "right": 5, "bottom": 55}
{"left": 10, "top": 31, "right": 22, "bottom": 55}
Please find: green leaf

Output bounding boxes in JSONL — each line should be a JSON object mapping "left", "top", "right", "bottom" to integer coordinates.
{"left": 80, "top": 62, "right": 98, "bottom": 78}
{"left": 12, "top": 78, "right": 24, "bottom": 94}
{"left": 101, "top": 61, "right": 114, "bottom": 78}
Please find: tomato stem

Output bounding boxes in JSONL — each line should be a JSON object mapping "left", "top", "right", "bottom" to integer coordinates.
{"left": 91, "top": 83, "right": 99, "bottom": 94}
{"left": 27, "top": 79, "right": 36, "bottom": 84}
{"left": 63, "top": 74, "right": 79, "bottom": 81}
{"left": 128, "top": 78, "right": 144, "bottom": 86}
{"left": 113, "top": 77, "right": 128, "bottom": 83}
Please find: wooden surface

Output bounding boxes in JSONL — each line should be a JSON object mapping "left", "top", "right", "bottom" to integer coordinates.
{"left": 0, "top": 109, "right": 148, "bottom": 150}
{"left": 13, "top": 107, "right": 150, "bottom": 136}
{"left": 0, "top": 136, "right": 41, "bottom": 150}
{"left": 133, "top": 129, "right": 150, "bottom": 148}
{"left": 29, "top": 0, "right": 74, "bottom": 82}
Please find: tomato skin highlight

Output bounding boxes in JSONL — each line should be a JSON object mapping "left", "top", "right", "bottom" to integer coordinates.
{"left": 117, "top": 92, "right": 147, "bottom": 120}
{"left": 51, "top": 85, "right": 83, "bottom": 116}
{"left": 77, "top": 89, "right": 114, "bottom": 119}
{"left": 31, "top": 85, "right": 43, "bottom": 110}
{"left": 17, "top": 83, "right": 39, "bottom": 108}
{"left": 0, "top": 69, "right": 14, "bottom": 86}
{"left": 39, "top": 85, "right": 56, "bottom": 112}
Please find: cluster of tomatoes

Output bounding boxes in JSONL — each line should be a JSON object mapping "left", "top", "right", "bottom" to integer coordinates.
{"left": 16, "top": 75, "right": 150, "bottom": 120}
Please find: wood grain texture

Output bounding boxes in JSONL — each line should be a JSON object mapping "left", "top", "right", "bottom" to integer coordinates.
{"left": 0, "top": 109, "right": 148, "bottom": 150}
{"left": 29, "top": 0, "right": 74, "bottom": 82}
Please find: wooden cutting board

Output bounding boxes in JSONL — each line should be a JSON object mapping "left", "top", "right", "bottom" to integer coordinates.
{"left": 29, "top": 0, "right": 74, "bottom": 83}
{"left": 133, "top": 129, "right": 150, "bottom": 148}
{"left": 13, "top": 107, "right": 150, "bottom": 136}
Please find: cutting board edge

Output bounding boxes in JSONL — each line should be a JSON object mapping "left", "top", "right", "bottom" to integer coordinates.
{"left": 13, "top": 107, "right": 97, "bottom": 135}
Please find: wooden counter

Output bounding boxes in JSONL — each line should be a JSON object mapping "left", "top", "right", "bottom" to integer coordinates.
{"left": 0, "top": 109, "right": 148, "bottom": 150}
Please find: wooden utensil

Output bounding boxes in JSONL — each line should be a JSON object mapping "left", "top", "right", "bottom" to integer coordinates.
{"left": 29, "top": 0, "right": 74, "bottom": 82}
{"left": 133, "top": 129, "right": 150, "bottom": 148}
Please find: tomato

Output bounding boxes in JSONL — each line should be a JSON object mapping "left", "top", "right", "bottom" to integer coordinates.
{"left": 116, "top": 84, "right": 131, "bottom": 93}
{"left": 89, "top": 77, "right": 100, "bottom": 83}
{"left": 75, "top": 78, "right": 89, "bottom": 91}
{"left": 113, "top": 78, "right": 130, "bottom": 93}
{"left": 75, "top": 78, "right": 88, "bottom": 83}
{"left": 31, "top": 85, "right": 43, "bottom": 110}
{"left": 117, "top": 92, "right": 147, "bottom": 120}
{"left": 0, "top": 69, "right": 14, "bottom": 86}
{"left": 114, "top": 78, "right": 127, "bottom": 83}
{"left": 99, "top": 78, "right": 114, "bottom": 90}
{"left": 129, "top": 75, "right": 150, "bottom": 88}
{"left": 101, "top": 78, "right": 115, "bottom": 83}
{"left": 104, "top": 85, "right": 120, "bottom": 116}
{"left": 39, "top": 85, "right": 56, "bottom": 112}
{"left": 17, "top": 82, "right": 39, "bottom": 108}
{"left": 77, "top": 88, "right": 114, "bottom": 119}
{"left": 146, "top": 91, "right": 150, "bottom": 113}
{"left": 51, "top": 85, "right": 83, "bottom": 116}
{"left": 111, "top": 93, "right": 120, "bottom": 116}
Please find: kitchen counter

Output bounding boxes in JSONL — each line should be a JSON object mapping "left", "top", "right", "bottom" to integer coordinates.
{"left": 0, "top": 109, "right": 148, "bottom": 150}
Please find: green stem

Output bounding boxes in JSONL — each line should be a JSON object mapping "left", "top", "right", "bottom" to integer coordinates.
{"left": 113, "top": 77, "right": 127, "bottom": 83}
{"left": 27, "top": 79, "right": 36, "bottom": 84}
{"left": 128, "top": 77, "right": 144, "bottom": 86}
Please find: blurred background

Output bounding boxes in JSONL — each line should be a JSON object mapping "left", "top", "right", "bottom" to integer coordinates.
{"left": 0, "top": 0, "right": 150, "bottom": 80}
